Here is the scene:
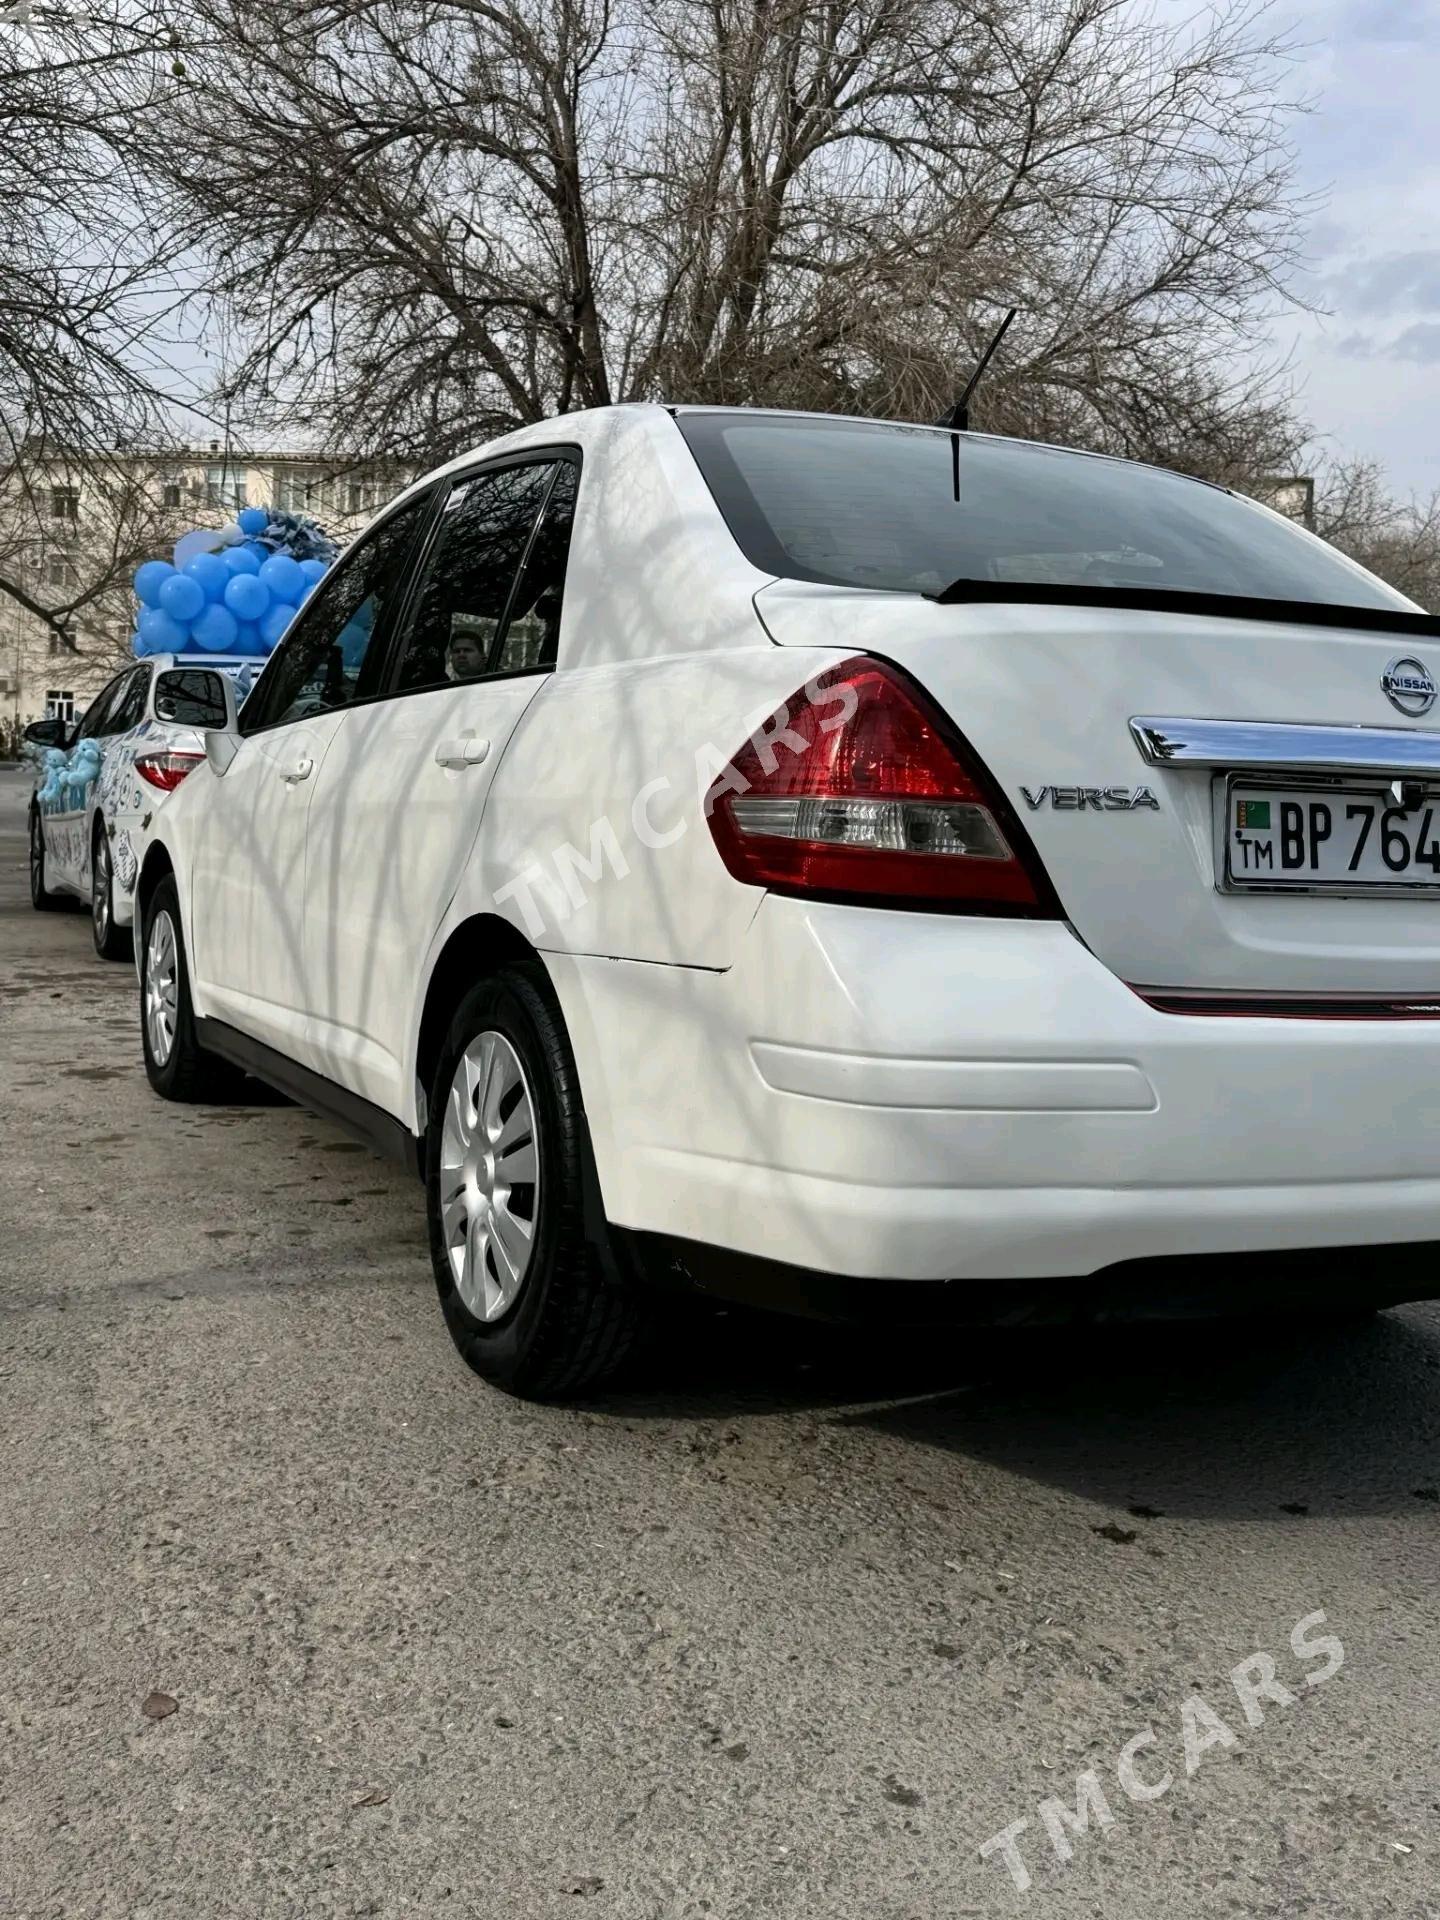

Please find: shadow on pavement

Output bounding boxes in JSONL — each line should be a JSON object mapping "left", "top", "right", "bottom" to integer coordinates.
{"left": 603, "top": 1294, "right": 1440, "bottom": 1521}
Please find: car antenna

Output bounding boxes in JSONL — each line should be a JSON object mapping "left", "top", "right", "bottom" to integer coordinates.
{"left": 937, "top": 307, "right": 1017, "bottom": 500}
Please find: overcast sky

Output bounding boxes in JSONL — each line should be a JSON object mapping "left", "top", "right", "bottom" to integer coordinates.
{"left": 1283, "top": 0, "right": 1440, "bottom": 493}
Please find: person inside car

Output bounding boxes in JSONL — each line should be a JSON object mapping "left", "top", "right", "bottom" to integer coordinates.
{"left": 446, "top": 628, "right": 486, "bottom": 680}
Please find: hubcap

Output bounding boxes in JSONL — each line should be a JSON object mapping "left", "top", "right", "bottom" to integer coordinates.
{"left": 438, "top": 1030, "right": 539, "bottom": 1322}
{"left": 144, "top": 910, "right": 179, "bottom": 1067}
{"left": 93, "top": 838, "right": 109, "bottom": 937}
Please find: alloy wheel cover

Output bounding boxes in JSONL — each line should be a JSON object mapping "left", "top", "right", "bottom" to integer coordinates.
{"left": 144, "top": 911, "right": 179, "bottom": 1067}
{"left": 438, "top": 1029, "right": 540, "bottom": 1322}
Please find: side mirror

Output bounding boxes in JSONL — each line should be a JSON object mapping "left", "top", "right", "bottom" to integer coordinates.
{"left": 23, "top": 716, "right": 71, "bottom": 749}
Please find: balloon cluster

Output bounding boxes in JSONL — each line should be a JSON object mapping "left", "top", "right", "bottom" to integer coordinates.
{"left": 36, "top": 739, "right": 100, "bottom": 811}
{"left": 131, "top": 505, "right": 336, "bottom": 660}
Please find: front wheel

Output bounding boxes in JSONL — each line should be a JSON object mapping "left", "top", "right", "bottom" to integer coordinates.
{"left": 91, "top": 825, "right": 132, "bottom": 961}
{"left": 140, "top": 876, "right": 246, "bottom": 1102}
{"left": 427, "top": 965, "right": 642, "bottom": 1399}
{"left": 29, "top": 808, "right": 64, "bottom": 911}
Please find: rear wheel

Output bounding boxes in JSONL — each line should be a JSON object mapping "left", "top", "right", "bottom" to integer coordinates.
{"left": 140, "top": 876, "right": 246, "bottom": 1102}
{"left": 427, "top": 965, "right": 641, "bottom": 1399}
{"left": 91, "top": 824, "right": 132, "bottom": 961}
{"left": 29, "top": 808, "right": 64, "bottom": 911}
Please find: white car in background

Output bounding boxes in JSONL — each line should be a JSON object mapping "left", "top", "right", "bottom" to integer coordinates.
{"left": 133, "top": 404, "right": 1440, "bottom": 1399}
{"left": 26, "top": 654, "right": 262, "bottom": 958}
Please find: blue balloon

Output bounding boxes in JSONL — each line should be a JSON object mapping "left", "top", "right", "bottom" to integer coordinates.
{"left": 236, "top": 506, "right": 269, "bottom": 535}
{"left": 158, "top": 572, "right": 206, "bottom": 623}
{"left": 234, "top": 621, "right": 263, "bottom": 653}
{"left": 223, "top": 572, "right": 271, "bottom": 622}
{"left": 258, "top": 553, "right": 305, "bottom": 605}
{"left": 134, "top": 560, "right": 176, "bottom": 608}
{"left": 138, "top": 606, "right": 188, "bottom": 653}
{"left": 191, "top": 602, "right": 238, "bottom": 651}
{"left": 185, "top": 552, "right": 230, "bottom": 602}
{"left": 299, "top": 558, "right": 329, "bottom": 587}
{"left": 260, "top": 602, "right": 295, "bottom": 650}
{"left": 222, "top": 545, "right": 261, "bottom": 577}
{"left": 242, "top": 540, "right": 268, "bottom": 560}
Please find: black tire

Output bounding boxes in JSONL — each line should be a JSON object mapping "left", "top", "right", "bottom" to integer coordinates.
{"left": 139, "top": 875, "right": 247, "bottom": 1102}
{"left": 427, "top": 964, "right": 641, "bottom": 1399}
{"left": 28, "top": 807, "right": 64, "bottom": 911}
{"left": 90, "top": 821, "right": 133, "bottom": 961}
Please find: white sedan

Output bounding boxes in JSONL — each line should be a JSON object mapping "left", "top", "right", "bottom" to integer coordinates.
{"left": 132, "top": 404, "right": 1440, "bottom": 1396}
{"left": 27, "top": 654, "right": 262, "bottom": 958}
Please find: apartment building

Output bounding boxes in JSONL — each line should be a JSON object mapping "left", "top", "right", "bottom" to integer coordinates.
{"left": 0, "top": 444, "right": 413, "bottom": 730}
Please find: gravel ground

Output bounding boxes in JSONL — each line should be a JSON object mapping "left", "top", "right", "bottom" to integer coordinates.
{"left": 2, "top": 764, "right": 1438, "bottom": 1920}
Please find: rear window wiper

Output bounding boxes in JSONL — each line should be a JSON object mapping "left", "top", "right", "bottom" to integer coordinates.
{"left": 923, "top": 578, "right": 1440, "bottom": 638}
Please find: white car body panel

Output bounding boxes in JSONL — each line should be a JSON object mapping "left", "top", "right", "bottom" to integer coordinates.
{"left": 137, "top": 403, "right": 1440, "bottom": 1300}
{"left": 188, "top": 710, "right": 343, "bottom": 1058}
{"left": 300, "top": 676, "right": 547, "bottom": 1111}
{"left": 546, "top": 897, "right": 1440, "bottom": 1279}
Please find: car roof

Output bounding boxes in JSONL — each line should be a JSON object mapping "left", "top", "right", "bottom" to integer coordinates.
{"left": 390, "top": 400, "right": 1215, "bottom": 507}
{"left": 144, "top": 653, "right": 260, "bottom": 671}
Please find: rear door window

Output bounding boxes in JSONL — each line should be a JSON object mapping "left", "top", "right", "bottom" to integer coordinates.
{"left": 493, "top": 462, "right": 578, "bottom": 675}
{"left": 108, "top": 668, "right": 150, "bottom": 735}
{"left": 392, "top": 459, "right": 562, "bottom": 693}
{"left": 74, "top": 674, "right": 127, "bottom": 740}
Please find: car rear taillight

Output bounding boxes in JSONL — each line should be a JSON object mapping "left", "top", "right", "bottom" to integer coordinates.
{"left": 705, "top": 656, "right": 1054, "bottom": 912}
{"left": 135, "top": 752, "right": 205, "bottom": 792}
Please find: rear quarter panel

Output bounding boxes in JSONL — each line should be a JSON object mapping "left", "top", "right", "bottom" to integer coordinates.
{"left": 464, "top": 642, "right": 851, "bottom": 967}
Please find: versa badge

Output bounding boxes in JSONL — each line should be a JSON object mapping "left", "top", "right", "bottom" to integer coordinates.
{"left": 1021, "top": 785, "right": 1161, "bottom": 811}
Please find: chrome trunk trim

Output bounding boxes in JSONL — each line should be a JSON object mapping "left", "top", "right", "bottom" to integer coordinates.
{"left": 1131, "top": 716, "right": 1440, "bottom": 775}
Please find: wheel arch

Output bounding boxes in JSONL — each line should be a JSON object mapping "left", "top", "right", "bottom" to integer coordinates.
{"left": 135, "top": 839, "right": 176, "bottom": 930}
{"left": 413, "top": 913, "right": 551, "bottom": 1120}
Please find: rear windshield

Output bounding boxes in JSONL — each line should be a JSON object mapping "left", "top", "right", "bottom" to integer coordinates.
{"left": 675, "top": 412, "right": 1407, "bottom": 611}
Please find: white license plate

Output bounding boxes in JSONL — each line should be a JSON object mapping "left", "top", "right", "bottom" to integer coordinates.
{"left": 1225, "top": 783, "right": 1440, "bottom": 892}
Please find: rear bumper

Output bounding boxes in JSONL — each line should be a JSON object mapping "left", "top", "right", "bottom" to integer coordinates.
{"left": 622, "top": 1233, "right": 1440, "bottom": 1323}
{"left": 547, "top": 900, "right": 1440, "bottom": 1287}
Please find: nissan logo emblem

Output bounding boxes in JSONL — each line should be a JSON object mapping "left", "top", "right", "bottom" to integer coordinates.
{"left": 1381, "top": 656, "right": 1437, "bottom": 717}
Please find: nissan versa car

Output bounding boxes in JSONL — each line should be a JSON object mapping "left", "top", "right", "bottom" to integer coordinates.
{"left": 133, "top": 404, "right": 1440, "bottom": 1396}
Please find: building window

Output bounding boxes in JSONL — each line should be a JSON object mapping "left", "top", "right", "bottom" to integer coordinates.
{"left": 45, "top": 555, "right": 79, "bottom": 589}
{"left": 45, "top": 689, "right": 75, "bottom": 721}
{"left": 50, "top": 487, "right": 80, "bottom": 523}
{"left": 205, "top": 464, "right": 248, "bottom": 511}
{"left": 163, "top": 483, "right": 182, "bottom": 508}
{"left": 275, "top": 467, "right": 327, "bottom": 514}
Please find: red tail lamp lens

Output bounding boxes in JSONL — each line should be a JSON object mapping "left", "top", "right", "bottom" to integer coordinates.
{"left": 705, "top": 657, "right": 1050, "bottom": 910}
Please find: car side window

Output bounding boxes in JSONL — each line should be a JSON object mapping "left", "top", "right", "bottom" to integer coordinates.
{"left": 108, "top": 668, "right": 149, "bottom": 735}
{"left": 154, "top": 668, "right": 228, "bottom": 729}
{"left": 392, "top": 461, "right": 557, "bottom": 693}
{"left": 240, "top": 494, "right": 433, "bottom": 735}
{"left": 74, "top": 674, "right": 126, "bottom": 741}
{"left": 494, "top": 461, "right": 577, "bottom": 675}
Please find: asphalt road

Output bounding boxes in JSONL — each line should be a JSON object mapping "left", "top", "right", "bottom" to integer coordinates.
{"left": 3, "top": 764, "right": 1438, "bottom": 1920}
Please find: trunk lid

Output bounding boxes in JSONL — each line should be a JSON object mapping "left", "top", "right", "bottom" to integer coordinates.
{"left": 755, "top": 579, "right": 1440, "bottom": 994}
